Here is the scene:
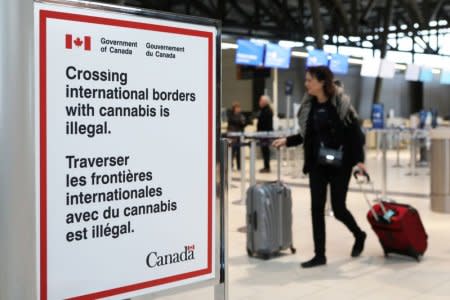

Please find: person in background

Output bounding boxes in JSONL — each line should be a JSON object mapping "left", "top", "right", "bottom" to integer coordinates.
{"left": 257, "top": 95, "right": 273, "bottom": 173}
{"left": 227, "top": 102, "right": 246, "bottom": 170}
{"left": 272, "top": 66, "right": 367, "bottom": 268}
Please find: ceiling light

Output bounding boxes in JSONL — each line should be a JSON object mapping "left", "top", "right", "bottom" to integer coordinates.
{"left": 221, "top": 42, "right": 237, "bottom": 50}
{"left": 249, "top": 38, "right": 269, "bottom": 45}
{"left": 349, "top": 36, "right": 361, "bottom": 42}
{"left": 291, "top": 51, "right": 308, "bottom": 58}
{"left": 278, "top": 40, "right": 304, "bottom": 48}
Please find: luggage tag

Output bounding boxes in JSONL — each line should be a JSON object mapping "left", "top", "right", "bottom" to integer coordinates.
{"left": 382, "top": 209, "right": 396, "bottom": 223}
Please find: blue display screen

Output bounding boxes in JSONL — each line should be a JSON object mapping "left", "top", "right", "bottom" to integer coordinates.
{"left": 306, "top": 49, "right": 328, "bottom": 67}
{"left": 329, "top": 53, "right": 349, "bottom": 74}
{"left": 371, "top": 103, "right": 384, "bottom": 129}
{"left": 235, "top": 39, "right": 264, "bottom": 66}
{"left": 419, "top": 67, "right": 433, "bottom": 82}
{"left": 440, "top": 69, "right": 450, "bottom": 84}
{"left": 264, "top": 43, "right": 291, "bottom": 69}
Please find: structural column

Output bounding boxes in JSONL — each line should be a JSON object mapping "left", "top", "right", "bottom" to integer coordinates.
{"left": 372, "top": 0, "right": 393, "bottom": 104}
{"left": 0, "top": 0, "right": 36, "bottom": 299}
{"left": 308, "top": 0, "right": 324, "bottom": 49}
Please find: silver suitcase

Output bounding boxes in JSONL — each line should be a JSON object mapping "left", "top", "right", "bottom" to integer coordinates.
{"left": 246, "top": 150, "right": 296, "bottom": 259}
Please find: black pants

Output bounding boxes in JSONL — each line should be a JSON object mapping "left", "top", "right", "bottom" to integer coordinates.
{"left": 260, "top": 146, "right": 271, "bottom": 169}
{"left": 231, "top": 143, "right": 241, "bottom": 170}
{"left": 260, "top": 139, "right": 271, "bottom": 169}
{"left": 308, "top": 165, "right": 363, "bottom": 257}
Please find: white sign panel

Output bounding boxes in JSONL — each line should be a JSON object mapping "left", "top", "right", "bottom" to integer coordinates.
{"left": 378, "top": 59, "right": 396, "bottom": 78}
{"left": 360, "top": 57, "right": 381, "bottom": 78}
{"left": 405, "top": 64, "right": 421, "bottom": 81}
{"left": 35, "top": 3, "right": 216, "bottom": 299}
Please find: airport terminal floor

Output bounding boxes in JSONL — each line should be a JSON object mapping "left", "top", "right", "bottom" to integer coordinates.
{"left": 149, "top": 149, "right": 450, "bottom": 300}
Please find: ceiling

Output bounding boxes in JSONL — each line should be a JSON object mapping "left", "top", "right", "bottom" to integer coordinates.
{"left": 101, "top": 0, "right": 450, "bottom": 55}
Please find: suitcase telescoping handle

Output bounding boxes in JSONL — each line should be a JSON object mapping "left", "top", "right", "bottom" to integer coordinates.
{"left": 276, "top": 147, "right": 281, "bottom": 182}
{"left": 353, "top": 170, "right": 387, "bottom": 221}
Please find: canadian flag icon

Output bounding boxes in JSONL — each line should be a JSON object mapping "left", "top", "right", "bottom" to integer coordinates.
{"left": 65, "top": 34, "right": 91, "bottom": 51}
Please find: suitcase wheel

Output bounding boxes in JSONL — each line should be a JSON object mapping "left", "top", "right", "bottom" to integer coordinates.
{"left": 261, "top": 253, "right": 271, "bottom": 260}
{"left": 411, "top": 251, "right": 422, "bottom": 262}
{"left": 290, "top": 246, "right": 296, "bottom": 254}
{"left": 408, "top": 247, "right": 422, "bottom": 262}
{"left": 381, "top": 246, "right": 389, "bottom": 257}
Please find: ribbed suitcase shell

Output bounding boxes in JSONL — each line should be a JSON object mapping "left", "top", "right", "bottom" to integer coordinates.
{"left": 367, "top": 202, "right": 428, "bottom": 261}
{"left": 246, "top": 181, "right": 295, "bottom": 259}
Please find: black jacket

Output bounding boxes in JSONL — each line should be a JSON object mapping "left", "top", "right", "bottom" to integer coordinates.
{"left": 286, "top": 100, "right": 365, "bottom": 174}
{"left": 257, "top": 105, "right": 273, "bottom": 131}
{"left": 227, "top": 113, "right": 246, "bottom": 132}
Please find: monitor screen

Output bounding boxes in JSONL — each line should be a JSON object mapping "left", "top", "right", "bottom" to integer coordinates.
{"left": 264, "top": 43, "right": 291, "bottom": 69}
{"left": 306, "top": 49, "right": 328, "bottom": 67}
{"left": 419, "top": 67, "right": 433, "bottom": 82}
{"left": 329, "top": 53, "right": 349, "bottom": 74}
{"left": 440, "top": 69, "right": 450, "bottom": 84}
{"left": 235, "top": 39, "right": 264, "bottom": 66}
{"left": 405, "top": 64, "right": 420, "bottom": 81}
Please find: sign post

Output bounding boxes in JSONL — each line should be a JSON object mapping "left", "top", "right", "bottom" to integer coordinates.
{"left": 0, "top": 0, "right": 37, "bottom": 299}
{"left": 31, "top": 0, "right": 223, "bottom": 299}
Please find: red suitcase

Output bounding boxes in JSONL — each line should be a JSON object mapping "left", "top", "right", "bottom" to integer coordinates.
{"left": 354, "top": 171, "right": 428, "bottom": 261}
{"left": 367, "top": 201, "right": 428, "bottom": 261}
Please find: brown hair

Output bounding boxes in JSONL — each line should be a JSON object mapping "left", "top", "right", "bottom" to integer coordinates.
{"left": 306, "top": 66, "right": 336, "bottom": 98}
{"left": 231, "top": 102, "right": 241, "bottom": 113}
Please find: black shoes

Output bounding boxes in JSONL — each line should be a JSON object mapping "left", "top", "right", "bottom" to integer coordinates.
{"left": 351, "top": 231, "right": 367, "bottom": 257}
{"left": 301, "top": 232, "right": 366, "bottom": 268}
{"left": 259, "top": 168, "right": 271, "bottom": 173}
{"left": 300, "top": 256, "right": 327, "bottom": 268}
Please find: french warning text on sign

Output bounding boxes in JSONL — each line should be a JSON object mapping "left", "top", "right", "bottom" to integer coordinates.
{"left": 36, "top": 2, "right": 216, "bottom": 299}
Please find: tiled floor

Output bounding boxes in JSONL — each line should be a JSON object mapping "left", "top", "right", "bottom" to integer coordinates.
{"left": 138, "top": 149, "right": 450, "bottom": 300}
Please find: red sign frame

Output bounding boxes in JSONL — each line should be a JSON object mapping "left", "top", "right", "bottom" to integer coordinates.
{"left": 39, "top": 9, "right": 214, "bottom": 300}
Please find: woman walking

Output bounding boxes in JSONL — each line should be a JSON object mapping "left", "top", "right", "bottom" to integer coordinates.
{"left": 273, "top": 66, "right": 367, "bottom": 268}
